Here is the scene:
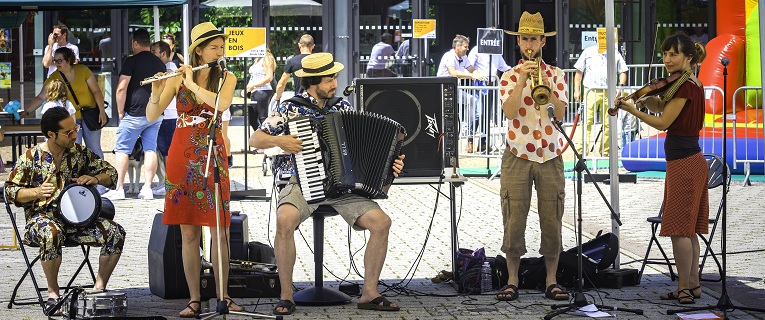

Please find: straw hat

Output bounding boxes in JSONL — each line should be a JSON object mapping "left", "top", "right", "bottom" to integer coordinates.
{"left": 294, "top": 53, "right": 345, "bottom": 77}
{"left": 504, "top": 11, "right": 557, "bottom": 36}
{"left": 188, "top": 22, "right": 227, "bottom": 53}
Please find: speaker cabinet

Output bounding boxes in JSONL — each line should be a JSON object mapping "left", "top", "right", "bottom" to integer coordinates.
{"left": 356, "top": 77, "right": 459, "bottom": 177}
{"left": 148, "top": 213, "right": 189, "bottom": 299}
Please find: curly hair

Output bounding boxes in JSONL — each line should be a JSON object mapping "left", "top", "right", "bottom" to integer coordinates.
{"left": 45, "top": 79, "right": 69, "bottom": 103}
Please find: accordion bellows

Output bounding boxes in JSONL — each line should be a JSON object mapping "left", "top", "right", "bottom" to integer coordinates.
{"left": 287, "top": 111, "right": 406, "bottom": 203}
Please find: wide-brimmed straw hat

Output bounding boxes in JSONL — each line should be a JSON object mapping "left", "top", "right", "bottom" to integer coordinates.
{"left": 504, "top": 11, "right": 557, "bottom": 36}
{"left": 189, "top": 22, "right": 227, "bottom": 53}
{"left": 294, "top": 52, "right": 345, "bottom": 77}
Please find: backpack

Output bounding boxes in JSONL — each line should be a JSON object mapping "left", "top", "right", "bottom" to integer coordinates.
{"left": 454, "top": 247, "right": 486, "bottom": 294}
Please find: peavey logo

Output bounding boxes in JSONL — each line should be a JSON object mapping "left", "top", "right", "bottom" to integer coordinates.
{"left": 425, "top": 114, "right": 438, "bottom": 138}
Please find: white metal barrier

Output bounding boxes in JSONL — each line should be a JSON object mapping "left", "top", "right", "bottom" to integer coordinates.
{"left": 731, "top": 86, "right": 764, "bottom": 185}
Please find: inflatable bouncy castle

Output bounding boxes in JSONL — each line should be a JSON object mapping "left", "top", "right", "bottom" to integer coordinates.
{"left": 622, "top": 0, "right": 765, "bottom": 175}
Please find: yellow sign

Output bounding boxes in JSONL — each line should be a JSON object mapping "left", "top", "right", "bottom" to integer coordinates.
{"left": 597, "top": 28, "right": 619, "bottom": 54}
{"left": 413, "top": 19, "right": 436, "bottom": 39}
{"left": 224, "top": 27, "right": 267, "bottom": 58}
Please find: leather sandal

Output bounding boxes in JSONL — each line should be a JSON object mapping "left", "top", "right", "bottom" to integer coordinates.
{"left": 223, "top": 297, "right": 244, "bottom": 312}
{"left": 677, "top": 289, "right": 696, "bottom": 304}
{"left": 496, "top": 284, "right": 519, "bottom": 301}
{"left": 179, "top": 300, "right": 201, "bottom": 318}
{"left": 545, "top": 284, "right": 570, "bottom": 301}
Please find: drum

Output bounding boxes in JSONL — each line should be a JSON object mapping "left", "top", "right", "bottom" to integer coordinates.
{"left": 57, "top": 184, "right": 101, "bottom": 228}
{"left": 62, "top": 291, "right": 128, "bottom": 319}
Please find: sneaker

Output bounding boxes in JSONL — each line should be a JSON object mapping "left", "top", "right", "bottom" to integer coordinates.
{"left": 151, "top": 186, "right": 166, "bottom": 196}
{"left": 102, "top": 189, "right": 125, "bottom": 201}
{"left": 138, "top": 188, "right": 153, "bottom": 200}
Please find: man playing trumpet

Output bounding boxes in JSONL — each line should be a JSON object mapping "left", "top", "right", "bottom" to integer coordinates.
{"left": 496, "top": 11, "right": 569, "bottom": 301}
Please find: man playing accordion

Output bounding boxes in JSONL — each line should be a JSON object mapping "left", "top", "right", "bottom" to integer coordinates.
{"left": 5, "top": 107, "right": 125, "bottom": 314}
{"left": 249, "top": 52, "right": 405, "bottom": 316}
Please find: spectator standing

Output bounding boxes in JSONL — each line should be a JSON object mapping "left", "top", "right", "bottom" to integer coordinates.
{"left": 573, "top": 43, "right": 628, "bottom": 157}
{"left": 273, "top": 34, "right": 314, "bottom": 102}
{"left": 162, "top": 33, "right": 185, "bottom": 67}
{"left": 366, "top": 33, "right": 397, "bottom": 77}
{"left": 467, "top": 38, "right": 512, "bottom": 152}
{"left": 42, "top": 24, "right": 79, "bottom": 78}
{"left": 395, "top": 39, "right": 411, "bottom": 77}
{"left": 245, "top": 49, "right": 276, "bottom": 132}
{"left": 104, "top": 29, "right": 166, "bottom": 200}
{"left": 437, "top": 34, "right": 486, "bottom": 153}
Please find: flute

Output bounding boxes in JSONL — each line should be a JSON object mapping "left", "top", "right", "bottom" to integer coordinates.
{"left": 140, "top": 60, "right": 220, "bottom": 86}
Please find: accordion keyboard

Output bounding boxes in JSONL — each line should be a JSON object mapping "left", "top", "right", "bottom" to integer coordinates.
{"left": 287, "top": 117, "right": 327, "bottom": 202}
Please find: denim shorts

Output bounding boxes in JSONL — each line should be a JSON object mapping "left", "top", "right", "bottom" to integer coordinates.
{"left": 114, "top": 114, "right": 162, "bottom": 153}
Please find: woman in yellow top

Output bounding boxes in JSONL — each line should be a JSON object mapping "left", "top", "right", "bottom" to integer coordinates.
{"left": 22, "top": 47, "right": 108, "bottom": 158}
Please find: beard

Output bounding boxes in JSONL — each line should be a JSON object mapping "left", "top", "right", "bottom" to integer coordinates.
{"left": 316, "top": 88, "right": 335, "bottom": 100}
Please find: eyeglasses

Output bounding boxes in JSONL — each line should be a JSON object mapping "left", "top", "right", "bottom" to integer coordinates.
{"left": 53, "top": 33, "right": 60, "bottom": 37}
{"left": 163, "top": 35, "right": 174, "bottom": 40}
{"left": 57, "top": 125, "right": 80, "bottom": 138}
{"left": 53, "top": 59, "right": 64, "bottom": 64}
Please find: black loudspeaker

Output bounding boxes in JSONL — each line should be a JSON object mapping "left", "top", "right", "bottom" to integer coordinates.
{"left": 356, "top": 77, "right": 459, "bottom": 177}
{"left": 148, "top": 213, "right": 189, "bottom": 299}
{"left": 229, "top": 213, "right": 249, "bottom": 261}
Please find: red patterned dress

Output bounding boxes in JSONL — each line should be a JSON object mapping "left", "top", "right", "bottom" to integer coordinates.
{"left": 162, "top": 85, "right": 230, "bottom": 227}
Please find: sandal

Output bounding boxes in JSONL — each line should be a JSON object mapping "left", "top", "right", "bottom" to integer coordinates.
{"left": 495, "top": 284, "right": 519, "bottom": 301}
{"left": 689, "top": 286, "right": 702, "bottom": 298}
{"left": 677, "top": 289, "right": 696, "bottom": 304}
{"left": 223, "top": 297, "right": 244, "bottom": 312}
{"left": 357, "top": 296, "right": 400, "bottom": 311}
{"left": 545, "top": 284, "right": 570, "bottom": 301}
{"left": 430, "top": 270, "right": 453, "bottom": 283}
{"left": 179, "top": 300, "right": 201, "bottom": 318}
{"left": 660, "top": 286, "right": 702, "bottom": 300}
{"left": 45, "top": 297, "right": 63, "bottom": 316}
{"left": 273, "top": 299, "right": 296, "bottom": 315}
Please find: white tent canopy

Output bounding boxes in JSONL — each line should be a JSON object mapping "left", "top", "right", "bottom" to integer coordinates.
{"left": 200, "top": 0, "right": 322, "bottom": 16}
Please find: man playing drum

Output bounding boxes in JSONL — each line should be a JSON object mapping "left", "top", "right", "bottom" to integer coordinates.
{"left": 4, "top": 107, "right": 125, "bottom": 315}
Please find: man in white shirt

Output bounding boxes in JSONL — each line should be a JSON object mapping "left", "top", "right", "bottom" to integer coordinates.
{"left": 437, "top": 34, "right": 486, "bottom": 153}
{"left": 573, "top": 44, "right": 628, "bottom": 156}
{"left": 394, "top": 39, "right": 410, "bottom": 77}
{"left": 366, "top": 33, "right": 396, "bottom": 77}
{"left": 467, "top": 44, "right": 511, "bottom": 152}
{"left": 43, "top": 24, "right": 80, "bottom": 78}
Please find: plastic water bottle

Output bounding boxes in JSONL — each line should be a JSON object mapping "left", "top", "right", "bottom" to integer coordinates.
{"left": 480, "top": 261, "right": 492, "bottom": 292}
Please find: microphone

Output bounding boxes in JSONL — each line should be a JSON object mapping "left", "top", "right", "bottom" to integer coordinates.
{"left": 216, "top": 57, "right": 227, "bottom": 70}
{"left": 342, "top": 82, "right": 355, "bottom": 96}
{"left": 546, "top": 104, "right": 555, "bottom": 120}
{"left": 720, "top": 57, "right": 730, "bottom": 66}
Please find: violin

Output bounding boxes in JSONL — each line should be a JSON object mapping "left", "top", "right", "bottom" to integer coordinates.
{"left": 608, "top": 72, "right": 682, "bottom": 116}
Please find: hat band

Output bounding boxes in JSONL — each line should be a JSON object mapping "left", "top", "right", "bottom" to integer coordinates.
{"left": 193, "top": 29, "right": 224, "bottom": 42}
{"left": 302, "top": 62, "right": 335, "bottom": 75}
{"left": 518, "top": 26, "right": 545, "bottom": 34}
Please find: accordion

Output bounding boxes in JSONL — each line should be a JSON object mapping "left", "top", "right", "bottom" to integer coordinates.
{"left": 286, "top": 111, "right": 406, "bottom": 203}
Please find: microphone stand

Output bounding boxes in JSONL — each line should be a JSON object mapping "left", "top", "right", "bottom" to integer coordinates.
{"left": 667, "top": 57, "right": 765, "bottom": 318}
{"left": 544, "top": 109, "right": 642, "bottom": 319}
{"left": 197, "top": 65, "right": 281, "bottom": 320}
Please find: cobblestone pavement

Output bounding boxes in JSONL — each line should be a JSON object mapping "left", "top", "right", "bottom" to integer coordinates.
{"left": 0, "top": 127, "right": 763, "bottom": 319}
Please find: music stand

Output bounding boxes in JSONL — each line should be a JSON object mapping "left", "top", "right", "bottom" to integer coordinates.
{"left": 666, "top": 58, "right": 765, "bottom": 318}
{"left": 197, "top": 70, "right": 280, "bottom": 320}
{"left": 544, "top": 113, "right": 642, "bottom": 319}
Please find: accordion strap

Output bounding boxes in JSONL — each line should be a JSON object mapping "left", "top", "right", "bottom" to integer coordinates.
{"left": 285, "top": 96, "right": 344, "bottom": 115}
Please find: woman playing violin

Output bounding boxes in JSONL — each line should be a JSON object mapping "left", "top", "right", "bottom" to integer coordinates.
{"left": 615, "top": 32, "right": 707, "bottom": 304}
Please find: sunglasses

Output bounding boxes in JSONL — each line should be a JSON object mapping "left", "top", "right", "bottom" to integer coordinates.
{"left": 163, "top": 35, "right": 174, "bottom": 40}
{"left": 53, "top": 33, "right": 60, "bottom": 37}
{"left": 53, "top": 59, "right": 65, "bottom": 64}
{"left": 57, "top": 125, "right": 80, "bottom": 138}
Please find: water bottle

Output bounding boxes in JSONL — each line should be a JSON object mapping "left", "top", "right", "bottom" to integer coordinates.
{"left": 480, "top": 261, "right": 492, "bottom": 292}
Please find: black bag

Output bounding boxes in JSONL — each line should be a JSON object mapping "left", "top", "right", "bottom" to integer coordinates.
{"left": 454, "top": 247, "right": 486, "bottom": 294}
{"left": 518, "top": 256, "right": 547, "bottom": 290}
{"left": 81, "top": 107, "right": 109, "bottom": 131}
{"left": 58, "top": 71, "right": 109, "bottom": 131}
{"left": 557, "top": 231, "right": 619, "bottom": 288}
{"left": 248, "top": 241, "right": 275, "bottom": 264}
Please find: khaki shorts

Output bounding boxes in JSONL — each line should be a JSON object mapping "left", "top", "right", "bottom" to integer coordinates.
{"left": 277, "top": 180, "right": 381, "bottom": 231}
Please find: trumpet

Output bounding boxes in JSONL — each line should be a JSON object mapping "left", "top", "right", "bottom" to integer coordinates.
{"left": 525, "top": 49, "right": 551, "bottom": 106}
{"left": 139, "top": 59, "right": 222, "bottom": 86}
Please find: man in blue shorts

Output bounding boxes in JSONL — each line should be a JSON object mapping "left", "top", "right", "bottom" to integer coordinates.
{"left": 104, "top": 29, "right": 166, "bottom": 200}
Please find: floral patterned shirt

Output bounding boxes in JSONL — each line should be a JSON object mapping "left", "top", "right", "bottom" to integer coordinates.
{"left": 5, "top": 144, "right": 117, "bottom": 221}
{"left": 499, "top": 59, "right": 568, "bottom": 163}
{"left": 258, "top": 91, "right": 353, "bottom": 135}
